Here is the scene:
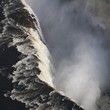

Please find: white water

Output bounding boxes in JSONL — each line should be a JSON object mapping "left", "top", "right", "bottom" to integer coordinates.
{"left": 16, "top": 0, "right": 54, "bottom": 87}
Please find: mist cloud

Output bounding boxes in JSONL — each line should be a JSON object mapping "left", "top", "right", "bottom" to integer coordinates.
{"left": 27, "top": 0, "right": 110, "bottom": 109}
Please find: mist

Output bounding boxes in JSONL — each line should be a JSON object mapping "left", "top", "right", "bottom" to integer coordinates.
{"left": 27, "top": 0, "right": 110, "bottom": 110}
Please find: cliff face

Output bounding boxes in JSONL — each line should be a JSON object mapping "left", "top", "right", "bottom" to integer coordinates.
{"left": 0, "top": 0, "right": 83, "bottom": 110}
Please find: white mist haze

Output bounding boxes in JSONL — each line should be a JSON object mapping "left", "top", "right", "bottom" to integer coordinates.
{"left": 56, "top": 38, "right": 108, "bottom": 110}
{"left": 27, "top": 0, "right": 110, "bottom": 110}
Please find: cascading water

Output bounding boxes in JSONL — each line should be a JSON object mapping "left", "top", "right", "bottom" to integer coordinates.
{"left": 0, "top": 0, "right": 84, "bottom": 110}
{"left": 0, "top": 0, "right": 110, "bottom": 110}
